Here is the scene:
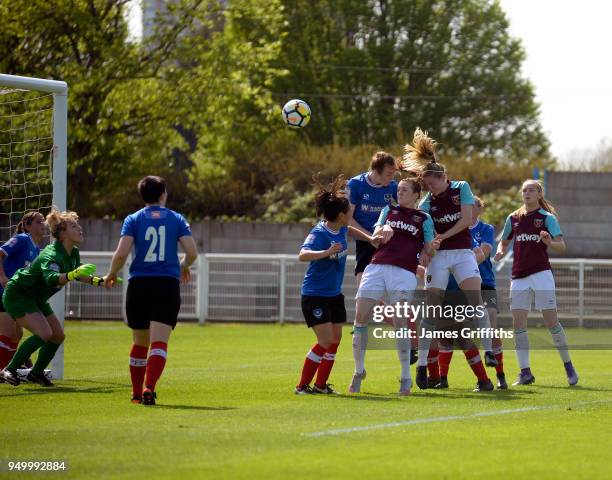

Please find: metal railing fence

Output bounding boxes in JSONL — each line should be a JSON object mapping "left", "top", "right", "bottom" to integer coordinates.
{"left": 64, "top": 253, "right": 612, "bottom": 327}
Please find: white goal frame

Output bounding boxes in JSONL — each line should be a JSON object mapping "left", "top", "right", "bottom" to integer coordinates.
{"left": 0, "top": 74, "right": 67, "bottom": 379}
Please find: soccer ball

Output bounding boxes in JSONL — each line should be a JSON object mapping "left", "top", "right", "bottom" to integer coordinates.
{"left": 282, "top": 99, "right": 311, "bottom": 128}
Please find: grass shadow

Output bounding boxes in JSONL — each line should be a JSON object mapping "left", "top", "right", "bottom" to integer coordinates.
{"left": 155, "top": 404, "right": 237, "bottom": 411}
{"left": 326, "top": 387, "right": 541, "bottom": 402}
{"left": 533, "top": 384, "right": 612, "bottom": 392}
{"left": 413, "top": 388, "right": 540, "bottom": 400}
{"left": 0, "top": 384, "right": 118, "bottom": 398}
{"left": 332, "top": 394, "right": 400, "bottom": 402}
{"left": 68, "top": 378, "right": 131, "bottom": 388}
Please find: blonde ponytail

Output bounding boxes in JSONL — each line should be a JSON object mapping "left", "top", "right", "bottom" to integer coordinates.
{"left": 401, "top": 128, "right": 445, "bottom": 179}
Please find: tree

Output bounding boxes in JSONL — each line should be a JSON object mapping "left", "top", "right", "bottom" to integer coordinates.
{"left": 0, "top": 0, "right": 286, "bottom": 217}
{"left": 1, "top": 0, "right": 552, "bottom": 222}
{"left": 276, "top": 0, "right": 551, "bottom": 163}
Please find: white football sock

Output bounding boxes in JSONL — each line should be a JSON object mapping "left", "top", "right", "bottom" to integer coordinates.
{"left": 478, "top": 307, "right": 493, "bottom": 352}
{"left": 396, "top": 335, "right": 411, "bottom": 380}
{"left": 514, "top": 328, "right": 530, "bottom": 369}
{"left": 549, "top": 323, "right": 571, "bottom": 363}
{"left": 352, "top": 325, "right": 368, "bottom": 374}
{"left": 417, "top": 319, "right": 434, "bottom": 367}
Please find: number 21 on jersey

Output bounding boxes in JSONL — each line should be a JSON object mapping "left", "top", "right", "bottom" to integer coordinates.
{"left": 145, "top": 226, "right": 166, "bottom": 262}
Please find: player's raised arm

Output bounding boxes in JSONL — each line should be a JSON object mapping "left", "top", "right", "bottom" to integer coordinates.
{"left": 298, "top": 243, "right": 342, "bottom": 262}
{"left": 542, "top": 212, "right": 566, "bottom": 253}
{"left": 494, "top": 214, "right": 514, "bottom": 261}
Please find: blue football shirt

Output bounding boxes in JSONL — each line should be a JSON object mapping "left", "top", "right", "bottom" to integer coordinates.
{"left": 447, "top": 220, "right": 496, "bottom": 290}
{"left": 121, "top": 206, "right": 192, "bottom": 280}
{"left": 347, "top": 172, "right": 397, "bottom": 233}
{"left": 0, "top": 233, "right": 40, "bottom": 295}
{"left": 301, "top": 222, "right": 348, "bottom": 297}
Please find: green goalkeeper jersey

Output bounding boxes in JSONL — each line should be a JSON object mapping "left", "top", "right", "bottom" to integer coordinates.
{"left": 7, "top": 240, "right": 81, "bottom": 302}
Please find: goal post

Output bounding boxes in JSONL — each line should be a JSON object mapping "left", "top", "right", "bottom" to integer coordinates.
{"left": 0, "top": 73, "right": 67, "bottom": 379}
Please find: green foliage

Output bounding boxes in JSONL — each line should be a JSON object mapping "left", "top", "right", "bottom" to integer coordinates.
{"left": 0, "top": 0, "right": 286, "bottom": 217}
{"left": 276, "top": 0, "right": 552, "bottom": 162}
{"left": 258, "top": 183, "right": 315, "bottom": 224}
{"left": 251, "top": 138, "right": 531, "bottom": 226}
{"left": 1, "top": 0, "right": 552, "bottom": 221}
{"left": 480, "top": 185, "right": 522, "bottom": 228}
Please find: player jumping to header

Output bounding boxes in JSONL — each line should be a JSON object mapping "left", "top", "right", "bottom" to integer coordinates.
{"left": 403, "top": 128, "right": 496, "bottom": 393}
{"left": 347, "top": 151, "right": 398, "bottom": 282}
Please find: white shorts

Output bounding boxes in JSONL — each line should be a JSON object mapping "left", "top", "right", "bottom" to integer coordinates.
{"left": 425, "top": 249, "right": 480, "bottom": 290}
{"left": 356, "top": 264, "right": 417, "bottom": 304}
{"left": 510, "top": 269, "right": 557, "bottom": 311}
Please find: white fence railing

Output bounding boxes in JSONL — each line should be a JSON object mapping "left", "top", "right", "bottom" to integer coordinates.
{"left": 66, "top": 253, "right": 612, "bottom": 327}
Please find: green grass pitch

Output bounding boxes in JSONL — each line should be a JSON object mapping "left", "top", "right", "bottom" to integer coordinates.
{"left": 1, "top": 321, "right": 611, "bottom": 479}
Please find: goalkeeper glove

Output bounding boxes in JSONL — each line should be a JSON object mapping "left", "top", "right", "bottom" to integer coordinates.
{"left": 90, "top": 276, "right": 123, "bottom": 286}
{"left": 67, "top": 263, "right": 96, "bottom": 282}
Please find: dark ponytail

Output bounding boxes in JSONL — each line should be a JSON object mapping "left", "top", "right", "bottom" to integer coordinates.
{"left": 312, "top": 174, "right": 350, "bottom": 221}
{"left": 15, "top": 211, "right": 43, "bottom": 234}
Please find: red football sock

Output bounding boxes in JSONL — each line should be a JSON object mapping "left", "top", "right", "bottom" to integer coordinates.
{"left": 492, "top": 339, "right": 504, "bottom": 374}
{"left": 464, "top": 348, "right": 488, "bottom": 381}
{"left": 438, "top": 349, "right": 454, "bottom": 377}
{"left": 298, "top": 343, "right": 326, "bottom": 388}
{"left": 0, "top": 336, "right": 16, "bottom": 370}
{"left": 145, "top": 342, "right": 167, "bottom": 391}
{"left": 427, "top": 348, "right": 440, "bottom": 379}
{"left": 494, "top": 350, "right": 504, "bottom": 375}
{"left": 315, "top": 343, "right": 339, "bottom": 388}
{"left": 129, "top": 344, "right": 148, "bottom": 397}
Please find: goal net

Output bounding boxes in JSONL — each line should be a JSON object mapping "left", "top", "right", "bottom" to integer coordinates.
{"left": 0, "top": 74, "right": 67, "bottom": 378}
{"left": 0, "top": 89, "right": 54, "bottom": 240}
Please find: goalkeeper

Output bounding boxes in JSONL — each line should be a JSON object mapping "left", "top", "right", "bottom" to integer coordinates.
{"left": 1, "top": 208, "right": 117, "bottom": 386}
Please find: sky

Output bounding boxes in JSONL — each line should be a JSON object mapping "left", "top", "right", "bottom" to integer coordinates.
{"left": 499, "top": 0, "right": 612, "bottom": 163}
{"left": 128, "top": 1, "right": 612, "bottom": 164}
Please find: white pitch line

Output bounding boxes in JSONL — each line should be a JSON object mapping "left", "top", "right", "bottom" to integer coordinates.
{"left": 304, "top": 400, "right": 612, "bottom": 437}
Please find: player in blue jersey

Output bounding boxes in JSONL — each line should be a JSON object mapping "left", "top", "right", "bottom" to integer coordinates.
{"left": 347, "top": 151, "right": 398, "bottom": 282}
{"left": 295, "top": 175, "right": 381, "bottom": 395}
{"left": 434, "top": 196, "right": 508, "bottom": 389}
{"left": 105, "top": 176, "right": 198, "bottom": 405}
{"left": 0, "top": 212, "right": 45, "bottom": 371}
